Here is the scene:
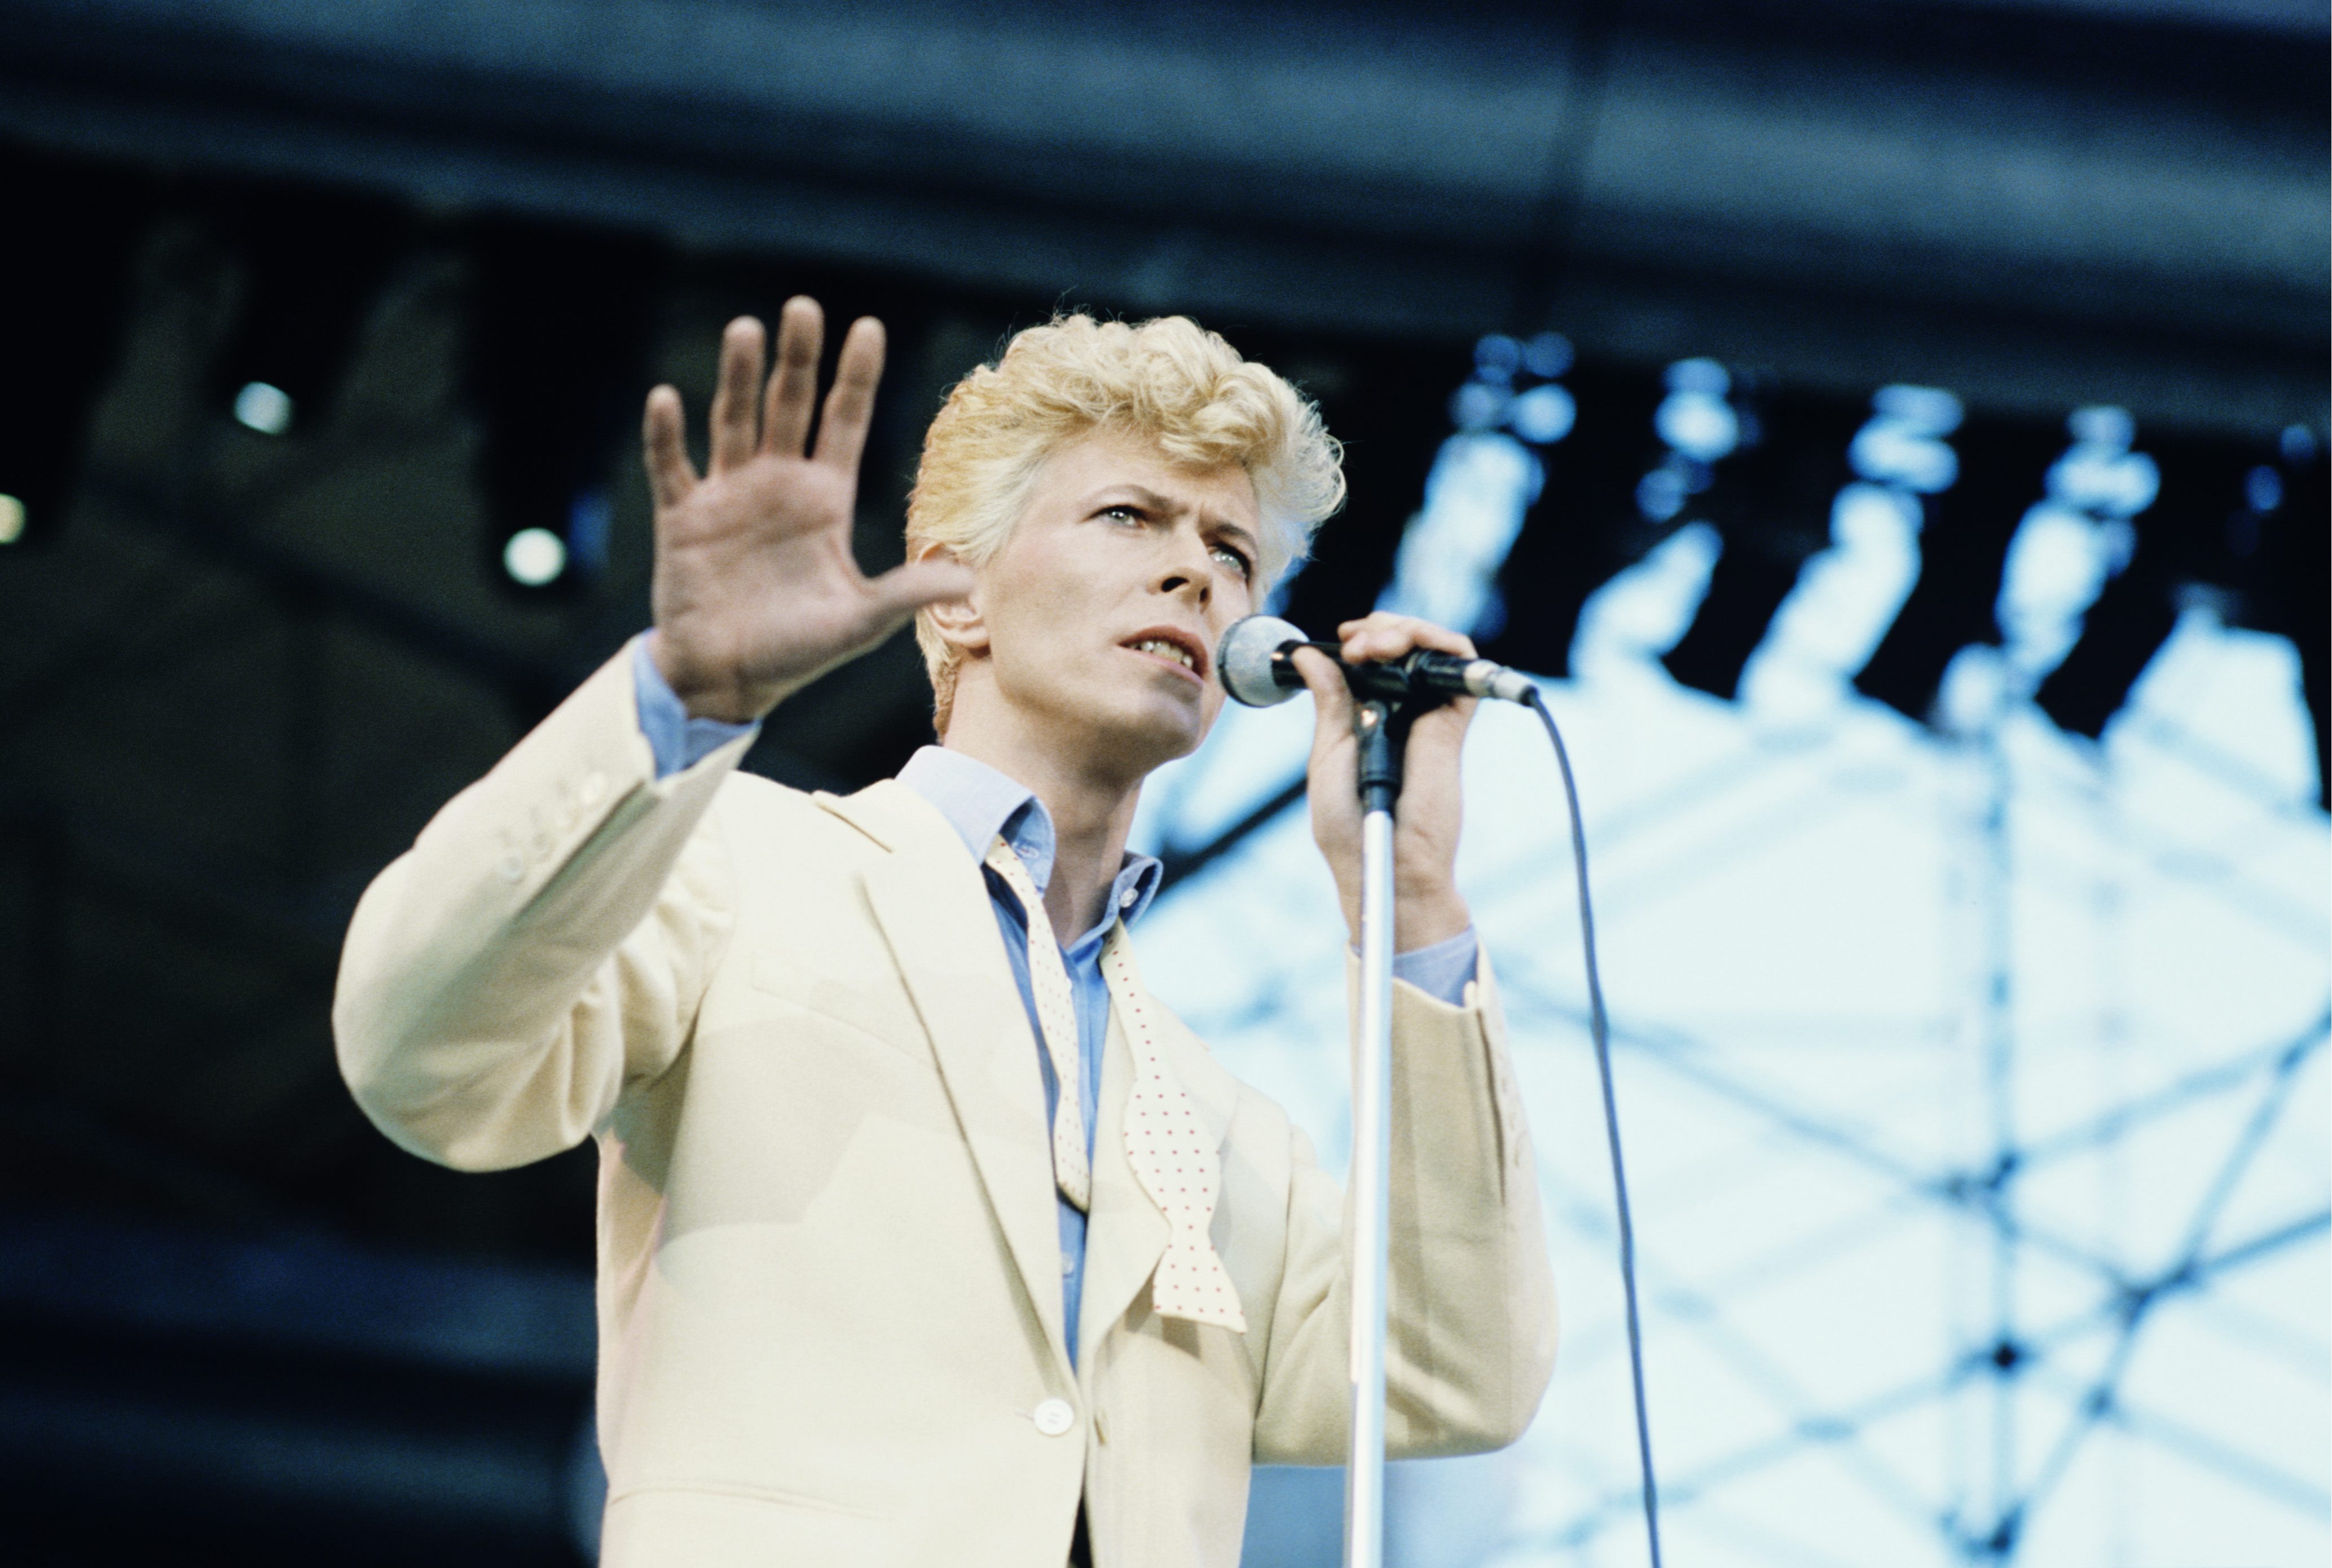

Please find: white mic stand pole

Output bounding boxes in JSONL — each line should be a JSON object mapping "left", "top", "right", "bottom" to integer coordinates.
{"left": 1344, "top": 696, "right": 1402, "bottom": 1568}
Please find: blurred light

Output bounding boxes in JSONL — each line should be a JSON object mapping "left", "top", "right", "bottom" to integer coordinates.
{"left": 1472, "top": 334, "right": 1522, "bottom": 382}
{"left": 2045, "top": 408, "right": 2158, "bottom": 519}
{"left": 1521, "top": 332, "right": 1574, "bottom": 379}
{"left": 1871, "top": 384, "right": 1963, "bottom": 435}
{"left": 503, "top": 527, "right": 567, "bottom": 586}
{"left": 2048, "top": 446, "right": 2158, "bottom": 518}
{"left": 0, "top": 494, "right": 23, "bottom": 544}
{"left": 1664, "top": 357, "right": 1729, "bottom": 397}
{"left": 1655, "top": 390, "right": 1739, "bottom": 464}
{"left": 2246, "top": 464, "right": 2285, "bottom": 513}
{"left": 1378, "top": 433, "right": 1540, "bottom": 636}
{"left": 1850, "top": 420, "right": 1959, "bottom": 493}
{"left": 1507, "top": 383, "right": 1576, "bottom": 444}
{"left": 2280, "top": 423, "right": 2317, "bottom": 465}
{"left": 232, "top": 380, "right": 294, "bottom": 435}
{"left": 1637, "top": 464, "right": 1689, "bottom": 522}
{"left": 567, "top": 488, "right": 613, "bottom": 576}
{"left": 1450, "top": 381, "right": 1509, "bottom": 433}
{"left": 2067, "top": 404, "right": 2135, "bottom": 450}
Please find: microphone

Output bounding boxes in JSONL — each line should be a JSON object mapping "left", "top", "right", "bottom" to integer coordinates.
{"left": 1216, "top": 615, "right": 1539, "bottom": 709}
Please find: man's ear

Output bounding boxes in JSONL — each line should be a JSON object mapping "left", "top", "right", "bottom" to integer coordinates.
{"left": 915, "top": 541, "right": 989, "bottom": 654}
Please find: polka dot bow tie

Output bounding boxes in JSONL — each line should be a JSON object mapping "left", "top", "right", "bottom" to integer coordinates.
{"left": 1101, "top": 928, "right": 1247, "bottom": 1334}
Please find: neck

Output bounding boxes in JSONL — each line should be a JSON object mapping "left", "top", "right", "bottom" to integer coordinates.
{"left": 943, "top": 700, "right": 1145, "bottom": 941}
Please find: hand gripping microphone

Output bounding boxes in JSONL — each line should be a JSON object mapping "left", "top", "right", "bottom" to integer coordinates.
{"left": 1216, "top": 614, "right": 1538, "bottom": 709}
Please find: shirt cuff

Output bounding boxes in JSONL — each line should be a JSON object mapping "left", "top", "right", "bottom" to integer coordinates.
{"left": 1389, "top": 927, "right": 1479, "bottom": 1007}
{"left": 631, "top": 635, "right": 759, "bottom": 779}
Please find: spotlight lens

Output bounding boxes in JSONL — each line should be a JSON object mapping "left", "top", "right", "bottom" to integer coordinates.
{"left": 503, "top": 527, "right": 567, "bottom": 586}
{"left": 234, "top": 381, "right": 295, "bottom": 435}
{"left": 0, "top": 494, "right": 23, "bottom": 544}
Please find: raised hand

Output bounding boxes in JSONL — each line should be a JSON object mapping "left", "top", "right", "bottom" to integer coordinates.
{"left": 644, "top": 298, "right": 975, "bottom": 723}
{"left": 1291, "top": 612, "right": 1477, "bottom": 952}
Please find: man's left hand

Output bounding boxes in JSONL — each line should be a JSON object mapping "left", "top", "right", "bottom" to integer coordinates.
{"left": 1291, "top": 612, "right": 1475, "bottom": 952}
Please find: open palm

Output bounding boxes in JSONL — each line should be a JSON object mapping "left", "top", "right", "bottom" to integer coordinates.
{"left": 644, "top": 298, "right": 974, "bottom": 723}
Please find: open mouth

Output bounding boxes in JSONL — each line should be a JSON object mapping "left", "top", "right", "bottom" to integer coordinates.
{"left": 1120, "top": 630, "right": 1207, "bottom": 683}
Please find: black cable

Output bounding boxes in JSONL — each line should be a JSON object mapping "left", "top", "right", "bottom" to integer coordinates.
{"left": 1527, "top": 687, "right": 1664, "bottom": 1568}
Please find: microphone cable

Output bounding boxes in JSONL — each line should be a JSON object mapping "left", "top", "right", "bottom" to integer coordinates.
{"left": 1211, "top": 611, "right": 1662, "bottom": 1556}
{"left": 1525, "top": 686, "right": 1663, "bottom": 1568}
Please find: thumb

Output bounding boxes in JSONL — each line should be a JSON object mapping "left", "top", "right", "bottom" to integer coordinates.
{"left": 866, "top": 558, "right": 976, "bottom": 620}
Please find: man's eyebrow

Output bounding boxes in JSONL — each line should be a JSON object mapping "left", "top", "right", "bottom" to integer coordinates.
{"left": 1209, "top": 518, "right": 1261, "bottom": 556}
{"left": 1086, "top": 483, "right": 1259, "bottom": 553}
{"left": 1086, "top": 484, "right": 1176, "bottom": 513}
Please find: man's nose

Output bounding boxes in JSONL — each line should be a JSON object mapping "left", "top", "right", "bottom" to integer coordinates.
{"left": 1154, "top": 534, "right": 1212, "bottom": 606}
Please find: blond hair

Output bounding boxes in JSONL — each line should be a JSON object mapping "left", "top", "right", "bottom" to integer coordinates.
{"left": 906, "top": 313, "right": 1344, "bottom": 733}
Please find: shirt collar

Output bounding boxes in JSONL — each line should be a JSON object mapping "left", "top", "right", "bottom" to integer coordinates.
{"left": 895, "top": 746, "right": 1163, "bottom": 938}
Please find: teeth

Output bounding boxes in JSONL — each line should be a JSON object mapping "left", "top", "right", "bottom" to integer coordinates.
{"left": 1131, "top": 638, "right": 1195, "bottom": 670}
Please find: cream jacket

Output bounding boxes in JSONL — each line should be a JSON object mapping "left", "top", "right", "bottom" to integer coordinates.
{"left": 332, "top": 648, "right": 1556, "bottom": 1568}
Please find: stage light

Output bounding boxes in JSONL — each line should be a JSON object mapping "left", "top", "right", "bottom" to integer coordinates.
{"left": 1476, "top": 361, "right": 1669, "bottom": 680}
{"left": 465, "top": 216, "right": 664, "bottom": 596}
{"left": 1661, "top": 384, "right": 1866, "bottom": 701}
{"left": 1520, "top": 331, "right": 1574, "bottom": 379}
{"left": 0, "top": 151, "right": 153, "bottom": 548}
{"left": 1473, "top": 334, "right": 1523, "bottom": 381}
{"left": 2246, "top": 464, "right": 2282, "bottom": 513}
{"left": 232, "top": 381, "right": 294, "bottom": 436}
{"left": 206, "top": 184, "right": 410, "bottom": 438}
{"left": 1450, "top": 380, "right": 1508, "bottom": 432}
{"left": 1655, "top": 377, "right": 1739, "bottom": 464}
{"left": 0, "top": 494, "right": 24, "bottom": 545}
{"left": 1849, "top": 384, "right": 1961, "bottom": 493}
{"left": 1508, "top": 384, "right": 1575, "bottom": 444}
{"left": 1854, "top": 412, "right": 2066, "bottom": 721}
{"left": 1635, "top": 464, "right": 1689, "bottom": 523}
{"left": 502, "top": 527, "right": 567, "bottom": 587}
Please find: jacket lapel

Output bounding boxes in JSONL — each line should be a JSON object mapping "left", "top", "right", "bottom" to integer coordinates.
{"left": 820, "top": 783, "right": 1070, "bottom": 1373}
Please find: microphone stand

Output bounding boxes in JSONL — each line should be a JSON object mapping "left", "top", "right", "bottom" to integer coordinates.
{"left": 1344, "top": 694, "right": 1407, "bottom": 1568}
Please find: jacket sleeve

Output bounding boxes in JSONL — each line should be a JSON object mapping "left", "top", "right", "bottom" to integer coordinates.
{"left": 1249, "top": 955, "right": 1557, "bottom": 1461}
{"left": 331, "top": 643, "right": 754, "bottom": 1172}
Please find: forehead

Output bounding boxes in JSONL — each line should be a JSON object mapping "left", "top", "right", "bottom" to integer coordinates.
{"left": 1031, "top": 426, "right": 1259, "bottom": 525}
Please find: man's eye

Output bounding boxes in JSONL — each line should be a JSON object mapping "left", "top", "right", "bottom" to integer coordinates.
{"left": 1213, "top": 544, "right": 1253, "bottom": 578}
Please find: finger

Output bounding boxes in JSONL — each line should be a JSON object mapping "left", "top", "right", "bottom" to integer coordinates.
{"left": 1338, "top": 613, "right": 1477, "bottom": 663}
{"left": 863, "top": 558, "right": 977, "bottom": 623}
{"left": 813, "top": 316, "right": 887, "bottom": 475}
{"left": 709, "top": 316, "right": 765, "bottom": 474}
{"left": 642, "top": 385, "right": 697, "bottom": 512}
{"left": 762, "top": 297, "right": 825, "bottom": 457}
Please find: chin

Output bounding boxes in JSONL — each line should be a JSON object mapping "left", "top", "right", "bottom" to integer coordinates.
{"left": 1080, "top": 698, "right": 1207, "bottom": 774}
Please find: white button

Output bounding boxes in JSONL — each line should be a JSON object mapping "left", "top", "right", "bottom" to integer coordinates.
{"left": 579, "top": 771, "right": 606, "bottom": 807}
{"left": 1032, "top": 1399, "right": 1075, "bottom": 1437}
{"left": 1018, "top": 843, "right": 1039, "bottom": 862}
{"left": 1061, "top": 1252, "right": 1076, "bottom": 1276}
{"left": 1119, "top": 888, "right": 1137, "bottom": 910}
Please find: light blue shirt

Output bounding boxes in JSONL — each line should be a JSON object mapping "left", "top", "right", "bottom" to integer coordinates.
{"left": 628, "top": 636, "right": 1479, "bottom": 1363}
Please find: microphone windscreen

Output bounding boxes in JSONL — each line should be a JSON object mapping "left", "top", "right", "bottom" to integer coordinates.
{"left": 1217, "top": 615, "right": 1308, "bottom": 707}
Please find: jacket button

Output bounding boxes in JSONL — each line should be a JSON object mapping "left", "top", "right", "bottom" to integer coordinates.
{"left": 1032, "top": 1399, "right": 1075, "bottom": 1437}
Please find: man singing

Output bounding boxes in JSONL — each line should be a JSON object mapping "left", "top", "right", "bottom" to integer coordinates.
{"left": 333, "top": 298, "right": 1555, "bottom": 1567}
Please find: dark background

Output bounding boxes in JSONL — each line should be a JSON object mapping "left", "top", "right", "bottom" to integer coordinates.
{"left": 0, "top": 0, "right": 2321, "bottom": 1561}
